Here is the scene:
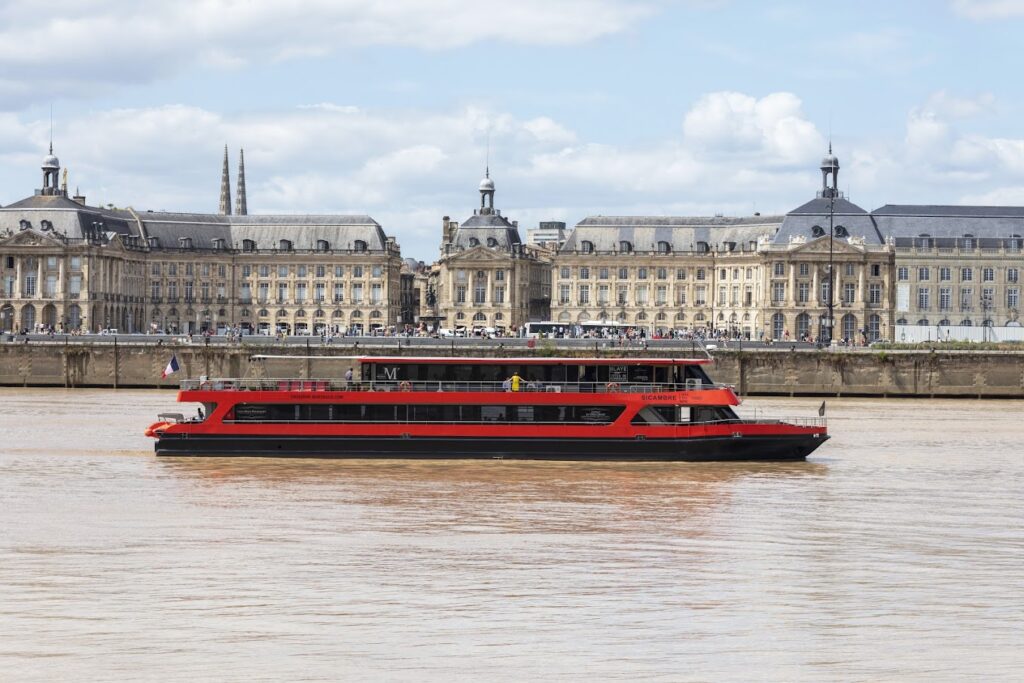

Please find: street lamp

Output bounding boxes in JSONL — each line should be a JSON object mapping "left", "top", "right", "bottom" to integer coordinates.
{"left": 981, "top": 292, "right": 993, "bottom": 342}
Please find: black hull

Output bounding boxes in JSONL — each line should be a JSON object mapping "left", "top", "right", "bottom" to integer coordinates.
{"left": 154, "top": 434, "right": 828, "bottom": 461}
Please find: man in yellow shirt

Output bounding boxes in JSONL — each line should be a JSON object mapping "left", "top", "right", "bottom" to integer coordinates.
{"left": 510, "top": 372, "right": 522, "bottom": 392}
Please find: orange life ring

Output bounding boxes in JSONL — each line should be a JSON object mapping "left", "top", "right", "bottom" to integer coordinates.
{"left": 399, "top": 381, "right": 412, "bottom": 392}
{"left": 606, "top": 382, "right": 620, "bottom": 392}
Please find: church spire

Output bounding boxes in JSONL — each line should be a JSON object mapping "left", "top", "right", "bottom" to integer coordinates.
{"left": 219, "top": 144, "right": 232, "bottom": 215}
{"left": 235, "top": 148, "right": 247, "bottom": 216}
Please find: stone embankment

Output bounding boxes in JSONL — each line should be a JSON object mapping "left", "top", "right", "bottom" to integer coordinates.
{"left": 1, "top": 341, "right": 1022, "bottom": 398}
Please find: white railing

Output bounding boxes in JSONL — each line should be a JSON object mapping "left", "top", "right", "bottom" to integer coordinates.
{"left": 178, "top": 378, "right": 737, "bottom": 394}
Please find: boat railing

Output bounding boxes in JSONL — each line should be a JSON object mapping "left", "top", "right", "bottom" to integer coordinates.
{"left": 177, "top": 378, "right": 738, "bottom": 394}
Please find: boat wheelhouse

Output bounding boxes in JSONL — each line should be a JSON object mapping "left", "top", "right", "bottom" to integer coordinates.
{"left": 146, "top": 356, "right": 828, "bottom": 460}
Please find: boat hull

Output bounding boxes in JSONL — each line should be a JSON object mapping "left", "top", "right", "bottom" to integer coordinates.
{"left": 154, "top": 433, "right": 828, "bottom": 461}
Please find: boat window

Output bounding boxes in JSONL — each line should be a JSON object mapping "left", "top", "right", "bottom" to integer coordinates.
{"left": 691, "top": 406, "right": 739, "bottom": 424}
{"left": 228, "top": 403, "right": 624, "bottom": 424}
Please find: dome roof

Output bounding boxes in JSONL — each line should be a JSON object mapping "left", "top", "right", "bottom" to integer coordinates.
{"left": 479, "top": 176, "right": 495, "bottom": 192}
{"left": 820, "top": 153, "right": 839, "bottom": 169}
{"left": 42, "top": 153, "right": 60, "bottom": 170}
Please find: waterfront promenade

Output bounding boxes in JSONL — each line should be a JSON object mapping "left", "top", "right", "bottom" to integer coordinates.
{"left": 2, "top": 334, "right": 1022, "bottom": 397}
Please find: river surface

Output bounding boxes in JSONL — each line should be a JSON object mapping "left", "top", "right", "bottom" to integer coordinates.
{"left": 0, "top": 389, "right": 1021, "bottom": 681}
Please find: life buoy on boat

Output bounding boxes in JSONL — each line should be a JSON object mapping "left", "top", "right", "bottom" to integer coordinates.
{"left": 605, "top": 382, "right": 620, "bottom": 393}
{"left": 399, "top": 381, "right": 412, "bottom": 392}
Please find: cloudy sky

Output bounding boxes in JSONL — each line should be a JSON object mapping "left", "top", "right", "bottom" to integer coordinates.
{"left": 3, "top": 0, "right": 1024, "bottom": 259}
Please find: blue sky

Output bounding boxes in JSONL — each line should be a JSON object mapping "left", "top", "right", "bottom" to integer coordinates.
{"left": 3, "top": 0, "right": 1024, "bottom": 260}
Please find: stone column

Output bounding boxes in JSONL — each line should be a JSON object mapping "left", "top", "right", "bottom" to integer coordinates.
{"left": 58, "top": 258, "right": 66, "bottom": 297}
{"left": 788, "top": 263, "right": 796, "bottom": 305}
{"left": 811, "top": 267, "right": 819, "bottom": 304}
{"left": 14, "top": 258, "right": 22, "bottom": 298}
{"left": 37, "top": 257, "right": 44, "bottom": 300}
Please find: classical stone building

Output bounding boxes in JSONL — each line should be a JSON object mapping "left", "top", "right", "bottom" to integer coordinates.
{"left": 764, "top": 150, "right": 896, "bottom": 343}
{"left": 0, "top": 147, "right": 402, "bottom": 334}
{"left": 555, "top": 216, "right": 779, "bottom": 337}
{"left": 873, "top": 206, "right": 1023, "bottom": 331}
{"left": 431, "top": 171, "right": 551, "bottom": 333}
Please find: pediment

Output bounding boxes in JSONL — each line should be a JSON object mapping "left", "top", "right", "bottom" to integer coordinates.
{"left": 789, "top": 236, "right": 865, "bottom": 255}
{"left": 0, "top": 228, "right": 63, "bottom": 247}
{"left": 446, "top": 245, "right": 513, "bottom": 263}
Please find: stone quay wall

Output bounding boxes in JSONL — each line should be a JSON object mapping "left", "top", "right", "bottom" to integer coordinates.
{"left": 0, "top": 342, "right": 1022, "bottom": 398}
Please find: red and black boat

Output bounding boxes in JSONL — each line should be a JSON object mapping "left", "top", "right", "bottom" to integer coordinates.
{"left": 146, "top": 355, "right": 828, "bottom": 461}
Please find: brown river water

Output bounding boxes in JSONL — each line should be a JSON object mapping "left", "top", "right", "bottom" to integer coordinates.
{"left": 0, "top": 388, "right": 1022, "bottom": 681}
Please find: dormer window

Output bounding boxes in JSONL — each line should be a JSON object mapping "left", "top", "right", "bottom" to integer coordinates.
{"left": 279, "top": 239, "right": 292, "bottom": 251}
{"left": 487, "top": 237, "right": 498, "bottom": 248}
{"left": 581, "top": 240, "right": 594, "bottom": 254}
{"left": 723, "top": 241, "right": 736, "bottom": 252}
{"left": 657, "top": 241, "right": 671, "bottom": 254}
{"left": 179, "top": 237, "right": 193, "bottom": 249}
{"left": 834, "top": 225, "right": 849, "bottom": 238}
{"left": 148, "top": 236, "right": 159, "bottom": 248}
{"left": 242, "top": 239, "right": 256, "bottom": 252}
{"left": 619, "top": 240, "right": 632, "bottom": 253}
{"left": 963, "top": 234, "right": 974, "bottom": 249}
{"left": 353, "top": 240, "right": 367, "bottom": 252}
{"left": 40, "top": 220, "right": 53, "bottom": 231}
{"left": 812, "top": 225, "right": 825, "bottom": 237}
{"left": 212, "top": 237, "right": 225, "bottom": 250}
{"left": 696, "top": 241, "right": 709, "bottom": 253}
{"left": 19, "top": 220, "right": 30, "bottom": 231}
{"left": 468, "top": 237, "right": 480, "bottom": 247}
{"left": 316, "top": 239, "right": 330, "bottom": 252}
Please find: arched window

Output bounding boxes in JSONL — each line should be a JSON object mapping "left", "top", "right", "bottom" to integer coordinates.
{"left": 961, "top": 319, "right": 972, "bottom": 326}
{"left": 370, "top": 310, "right": 382, "bottom": 319}
{"left": 295, "top": 309, "right": 306, "bottom": 318}
{"left": 657, "top": 241, "right": 671, "bottom": 254}
{"left": 242, "top": 239, "right": 256, "bottom": 252}
{"left": 19, "top": 219, "right": 30, "bottom": 230}
{"left": 494, "top": 312, "right": 503, "bottom": 321}
{"left": 772, "top": 312, "right": 785, "bottom": 340}
{"left": 258, "top": 309, "right": 269, "bottom": 318}
{"left": 619, "top": 240, "right": 632, "bottom": 253}
{"left": 473, "top": 312, "right": 486, "bottom": 321}
{"left": 486, "top": 237, "right": 498, "bottom": 248}
{"left": 581, "top": 240, "right": 594, "bottom": 254}
{"left": 332, "top": 309, "right": 344, "bottom": 319}
{"left": 40, "top": 220, "right": 52, "bottom": 231}
{"left": 316, "top": 239, "right": 330, "bottom": 252}
{"left": 637, "top": 311, "right": 647, "bottom": 321}
{"left": 917, "top": 318, "right": 929, "bottom": 326}
{"left": 868, "top": 314, "right": 882, "bottom": 341}
{"left": 896, "top": 317, "right": 908, "bottom": 325}
{"left": 656, "top": 311, "right": 667, "bottom": 321}
{"left": 812, "top": 225, "right": 825, "bottom": 237}
{"left": 468, "top": 237, "right": 480, "bottom": 247}
{"left": 353, "top": 240, "right": 367, "bottom": 252}
{"left": 842, "top": 314, "right": 856, "bottom": 341}
{"left": 834, "top": 225, "right": 849, "bottom": 238}
{"left": 279, "top": 239, "right": 292, "bottom": 251}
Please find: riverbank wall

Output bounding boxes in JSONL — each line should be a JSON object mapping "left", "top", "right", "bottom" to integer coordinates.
{"left": 1, "top": 341, "right": 1022, "bottom": 398}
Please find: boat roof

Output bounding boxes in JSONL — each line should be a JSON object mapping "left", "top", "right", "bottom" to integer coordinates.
{"left": 357, "top": 356, "right": 710, "bottom": 366}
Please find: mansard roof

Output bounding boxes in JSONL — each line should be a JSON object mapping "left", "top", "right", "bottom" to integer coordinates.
{"left": 0, "top": 194, "right": 138, "bottom": 240}
{"left": 871, "top": 204, "right": 1024, "bottom": 240}
{"left": 450, "top": 212, "right": 522, "bottom": 251}
{"left": 564, "top": 215, "right": 780, "bottom": 253}
{"left": 774, "top": 195, "right": 884, "bottom": 245}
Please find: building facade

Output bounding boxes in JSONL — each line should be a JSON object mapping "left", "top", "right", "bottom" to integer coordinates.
{"left": 0, "top": 148, "right": 402, "bottom": 334}
{"left": 554, "top": 216, "right": 778, "bottom": 337}
{"left": 430, "top": 172, "right": 551, "bottom": 333}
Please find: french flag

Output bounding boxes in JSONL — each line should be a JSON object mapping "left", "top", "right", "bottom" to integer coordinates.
{"left": 162, "top": 354, "right": 180, "bottom": 379}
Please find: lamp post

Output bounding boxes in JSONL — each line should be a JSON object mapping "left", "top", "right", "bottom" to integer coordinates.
{"left": 981, "top": 292, "right": 993, "bottom": 342}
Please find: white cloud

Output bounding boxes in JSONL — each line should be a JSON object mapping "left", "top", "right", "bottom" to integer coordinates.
{"left": 951, "top": 0, "right": 1024, "bottom": 19}
{"left": 0, "top": 0, "right": 653, "bottom": 107}
{"left": 682, "top": 91, "right": 823, "bottom": 165}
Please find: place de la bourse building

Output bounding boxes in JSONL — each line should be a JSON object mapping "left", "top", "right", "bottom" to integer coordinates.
{"left": 0, "top": 146, "right": 1020, "bottom": 339}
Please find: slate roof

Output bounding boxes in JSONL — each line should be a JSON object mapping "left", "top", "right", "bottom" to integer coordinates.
{"left": 0, "top": 194, "right": 137, "bottom": 240}
{"left": 872, "top": 204, "right": 1024, "bottom": 240}
{"left": 774, "top": 196, "right": 884, "bottom": 245}
{"left": 450, "top": 211, "right": 522, "bottom": 251}
{"left": 563, "top": 215, "right": 781, "bottom": 253}
{"left": 0, "top": 195, "right": 389, "bottom": 251}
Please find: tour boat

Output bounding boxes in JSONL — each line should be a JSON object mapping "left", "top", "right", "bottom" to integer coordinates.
{"left": 146, "top": 356, "right": 828, "bottom": 460}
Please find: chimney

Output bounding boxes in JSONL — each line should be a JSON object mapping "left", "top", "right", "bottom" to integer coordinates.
{"left": 72, "top": 187, "right": 86, "bottom": 205}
